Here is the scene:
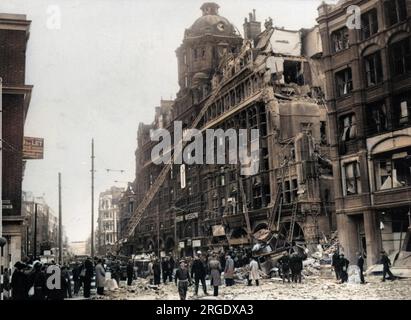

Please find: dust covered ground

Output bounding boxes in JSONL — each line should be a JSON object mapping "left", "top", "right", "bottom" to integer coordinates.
{"left": 92, "top": 275, "right": 411, "bottom": 300}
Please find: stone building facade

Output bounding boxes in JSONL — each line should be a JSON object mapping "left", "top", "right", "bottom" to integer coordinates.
{"left": 122, "top": 3, "right": 337, "bottom": 258}
{"left": 317, "top": 0, "right": 411, "bottom": 266}
{"left": 96, "top": 186, "right": 124, "bottom": 255}
{"left": 0, "top": 13, "right": 33, "bottom": 268}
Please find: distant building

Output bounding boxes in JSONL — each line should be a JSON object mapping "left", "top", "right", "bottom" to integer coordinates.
{"left": 0, "top": 13, "right": 33, "bottom": 267}
{"left": 69, "top": 241, "right": 88, "bottom": 256}
{"left": 21, "top": 191, "right": 67, "bottom": 260}
{"left": 96, "top": 186, "right": 124, "bottom": 255}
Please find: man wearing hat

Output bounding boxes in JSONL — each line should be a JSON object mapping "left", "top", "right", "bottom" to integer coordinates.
{"left": 175, "top": 260, "right": 192, "bottom": 300}
{"left": 11, "top": 261, "right": 29, "bottom": 300}
{"left": 338, "top": 253, "right": 349, "bottom": 283}
{"left": 191, "top": 251, "right": 208, "bottom": 296}
{"left": 381, "top": 251, "right": 395, "bottom": 282}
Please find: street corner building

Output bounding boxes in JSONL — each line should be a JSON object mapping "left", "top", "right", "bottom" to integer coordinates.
{"left": 120, "top": 2, "right": 338, "bottom": 262}
{"left": 0, "top": 13, "right": 33, "bottom": 268}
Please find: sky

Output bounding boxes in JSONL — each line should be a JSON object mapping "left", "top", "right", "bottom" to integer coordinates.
{"left": 0, "top": 0, "right": 331, "bottom": 242}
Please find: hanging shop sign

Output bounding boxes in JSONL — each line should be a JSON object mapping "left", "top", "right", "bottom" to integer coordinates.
{"left": 23, "top": 137, "right": 44, "bottom": 160}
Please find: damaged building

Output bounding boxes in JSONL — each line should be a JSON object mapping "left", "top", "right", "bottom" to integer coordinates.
{"left": 121, "top": 3, "right": 336, "bottom": 258}
{"left": 317, "top": 0, "right": 411, "bottom": 267}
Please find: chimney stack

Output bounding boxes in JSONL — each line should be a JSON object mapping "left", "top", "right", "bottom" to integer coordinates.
{"left": 243, "top": 9, "right": 261, "bottom": 46}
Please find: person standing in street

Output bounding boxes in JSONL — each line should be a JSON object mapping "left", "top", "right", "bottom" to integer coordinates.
{"left": 168, "top": 256, "right": 175, "bottom": 282}
{"left": 162, "top": 257, "right": 169, "bottom": 284}
{"left": 357, "top": 252, "right": 365, "bottom": 284}
{"left": 224, "top": 254, "right": 235, "bottom": 287}
{"left": 62, "top": 265, "right": 72, "bottom": 299}
{"left": 95, "top": 259, "right": 106, "bottom": 295}
{"left": 208, "top": 253, "right": 222, "bottom": 296}
{"left": 278, "top": 251, "right": 291, "bottom": 283}
{"left": 191, "top": 251, "right": 208, "bottom": 296}
{"left": 248, "top": 257, "right": 260, "bottom": 286}
{"left": 338, "top": 253, "right": 349, "bottom": 283}
{"left": 381, "top": 251, "right": 395, "bottom": 282}
{"left": 11, "top": 261, "right": 29, "bottom": 300}
{"left": 290, "top": 253, "right": 303, "bottom": 283}
{"left": 153, "top": 258, "right": 161, "bottom": 286}
{"left": 72, "top": 262, "right": 82, "bottom": 295}
{"left": 28, "top": 262, "right": 47, "bottom": 300}
{"left": 331, "top": 249, "right": 340, "bottom": 281}
{"left": 83, "top": 257, "right": 94, "bottom": 298}
{"left": 175, "top": 260, "right": 192, "bottom": 300}
{"left": 126, "top": 259, "right": 134, "bottom": 286}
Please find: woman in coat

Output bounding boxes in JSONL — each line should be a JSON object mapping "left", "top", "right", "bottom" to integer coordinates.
{"left": 224, "top": 255, "right": 235, "bottom": 286}
{"left": 208, "top": 253, "right": 222, "bottom": 296}
{"left": 248, "top": 257, "right": 260, "bottom": 286}
{"left": 95, "top": 259, "right": 106, "bottom": 295}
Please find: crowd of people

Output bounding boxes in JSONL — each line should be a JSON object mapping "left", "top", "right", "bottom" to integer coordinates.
{"left": 3, "top": 247, "right": 398, "bottom": 300}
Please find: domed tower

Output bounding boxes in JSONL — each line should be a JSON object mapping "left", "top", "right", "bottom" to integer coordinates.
{"left": 176, "top": 2, "right": 242, "bottom": 93}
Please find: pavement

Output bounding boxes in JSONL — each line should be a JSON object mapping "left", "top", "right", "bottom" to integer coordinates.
{"left": 83, "top": 275, "right": 411, "bottom": 300}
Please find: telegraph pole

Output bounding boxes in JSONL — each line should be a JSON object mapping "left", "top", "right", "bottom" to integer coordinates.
{"left": 58, "top": 172, "right": 62, "bottom": 264}
{"left": 33, "top": 203, "right": 38, "bottom": 260}
{"left": 91, "top": 139, "right": 95, "bottom": 257}
{"left": 0, "top": 76, "right": 6, "bottom": 301}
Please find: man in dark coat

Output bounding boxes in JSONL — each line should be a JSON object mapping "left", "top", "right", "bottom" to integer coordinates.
{"left": 62, "top": 265, "right": 72, "bottom": 298}
{"left": 11, "top": 261, "right": 29, "bottom": 300}
{"left": 72, "top": 262, "right": 82, "bottom": 295}
{"left": 168, "top": 256, "right": 175, "bottom": 282}
{"left": 153, "top": 258, "right": 161, "bottom": 285}
{"left": 161, "top": 257, "right": 170, "bottom": 284}
{"left": 357, "top": 252, "right": 365, "bottom": 284}
{"left": 338, "top": 253, "right": 349, "bottom": 283}
{"left": 126, "top": 260, "right": 134, "bottom": 286}
{"left": 28, "top": 262, "right": 47, "bottom": 300}
{"left": 331, "top": 250, "right": 340, "bottom": 280}
{"left": 278, "top": 251, "right": 291, "bottom": 283}
{"left": 381, "top": 251, "right": 395, "bottom": 282}
{"left": 191, "top": 252, "right": 208, "bottom": 296}
{"left": 289, "top": 253, "right": 303, "bottom": 283}
{"left": 83, "top": 257, "right": 94, "bottom": 298}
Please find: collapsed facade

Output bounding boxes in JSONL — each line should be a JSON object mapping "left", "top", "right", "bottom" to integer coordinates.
{"left": 317, "top": 0, "right": 411, "bottom": 267}
{"left": 121, "top": 3, "right": 336, "bottom": 258}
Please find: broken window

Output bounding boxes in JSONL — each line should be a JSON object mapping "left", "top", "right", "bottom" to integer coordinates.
{"left": 390, "top": 37, "right": 411, "bottom": 76}
{"left": 375, "top": 150, "right": 411, "bottom": 190}
{"left": 320, "top": 121, "right": 327, "bottom": 145}
{"left": 284, "top": 180, "right": 291, "bottom": 204}
{"left": 335, "top": 68, "right": 353, "bottom": 97}
{"left": 361, "top": 9, "right": 379, "bottom": 40}
{"left": 331, "top": 27, "right": 349, "bottom": 53}
{"left": 340, "top": 113, "right": 357, "bottom": 142}
{"left": 300, "top": 122, "right": 313, "bottom": 135}
{"left": 344, "top": 161, "right": 361, "bottom": 195}
{"left": 384, "top": 0, "right": 407, "bottom": 27}
{"left": 393, "top": 92, "right": 411, "bottom": 128}
{"left": 367, "top": 101, "right": 388, "bottom": 135}
{"left": 283, "top": 60, "right": 304, "bottom": 84}
{"left": 364, "top": 51, "right": 383, "bottom": 86}
{"left": 291, "top": 179, "right": 298, "bottom": 202}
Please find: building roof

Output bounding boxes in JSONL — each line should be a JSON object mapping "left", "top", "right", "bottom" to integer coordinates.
{"left": 186, "top": 3, "right": 239, "bottom": 37}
